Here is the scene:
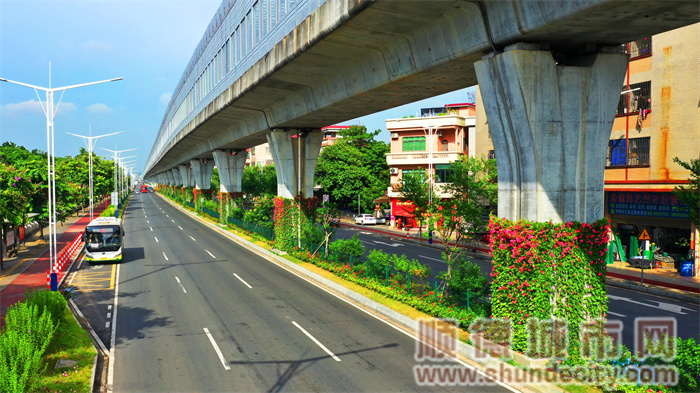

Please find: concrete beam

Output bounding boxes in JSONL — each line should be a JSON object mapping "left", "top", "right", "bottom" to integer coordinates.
{"left": 212, "top": 150, "right": 247, "bottom": 193}
{"left": 475, "top": 43, "right": 628, "bottom": 223}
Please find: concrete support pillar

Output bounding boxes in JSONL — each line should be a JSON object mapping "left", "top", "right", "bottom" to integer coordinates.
{"left": 178, "top": 164, "right": 191, "bottom": 188}
{"left": 267, "top": 129, "right": 322, "bottom": 199}
{"left": 474, "top": 43, "right": 628, "bottom": 223}
{"left": 170, "top": 169, "right": 181, "bottom": 186}
{"left": 212, "top": 150, "right": 247, "bottom": 193}
{"left": 190, "top": 159, "right": 215, "bottom": 190}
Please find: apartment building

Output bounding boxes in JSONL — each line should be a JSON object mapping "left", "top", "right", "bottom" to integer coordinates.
{"left": 385, "top": 103, "right": 477, "bottom": 228}
{"left": 605, "top": 23, "right": 698, "bottom": 259}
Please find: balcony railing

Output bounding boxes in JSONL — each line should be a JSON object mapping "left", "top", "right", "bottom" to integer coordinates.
{"left": 386, "top": 151, "right": 462, "bottom": 166}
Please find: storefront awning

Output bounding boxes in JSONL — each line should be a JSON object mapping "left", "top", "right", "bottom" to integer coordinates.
{"left": 373, "top": 195, "right": 390, "bottom": 204}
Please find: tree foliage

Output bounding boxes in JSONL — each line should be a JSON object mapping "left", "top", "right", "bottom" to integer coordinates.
{"left": 673, "top": 157, "right": 700, "bottom": 226}
{"left": 0, "top": 142, "right": 116, "bottom": 226}
{"left": 315, "top": 126, "right": 389, "bottom": 212}
{"left": 242, "top": 164, "right": 277, "bottom": 196}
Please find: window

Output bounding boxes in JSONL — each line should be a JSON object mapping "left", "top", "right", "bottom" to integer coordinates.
{"left": 627, "top": 137, "right": 650, "bottom": 166}
{"left": 401, "top": 169, "right": 426, "bottom": 185}
{"left": 402, "top": 136, "right": 426, "bottom": 152}
{"left": 620, "top": 37, "right": 652, "bottom": 59}
{"left": 435, "top": 164, "right": 452, "bottom": 183}
{"left": 607, "top": 137, "right": 650, "bottom": 167}
{"left": 441, "top": 140, "right": 448, "bottom": 152}
{"left": 617, "top": 81, "right": 651, "bottom": 115}
{"left": 607, "top": 139, "right": 627, "bottom": 167}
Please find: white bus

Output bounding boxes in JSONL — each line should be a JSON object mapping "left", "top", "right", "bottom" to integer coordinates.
{"left": 84, "top": 216, "right": 124, "bottom": 262}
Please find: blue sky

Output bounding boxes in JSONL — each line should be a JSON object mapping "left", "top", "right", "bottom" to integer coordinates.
{"left": 1, "top": 0, "right": 475, "bottom": 174}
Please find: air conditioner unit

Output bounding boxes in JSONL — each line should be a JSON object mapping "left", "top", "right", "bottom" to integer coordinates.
{"left": 391, "top": 133, "right": 399, "bottom": 139}
{"left": 390, "top": 168, "right": 398, "bottom": 174}
{"left": 437, "top": 131, "right": 443, "bottom": 137}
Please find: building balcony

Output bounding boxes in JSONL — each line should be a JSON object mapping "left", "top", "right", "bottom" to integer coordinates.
{"left": 387, "top": 183, "right": 454, "bottom": 199}
{"left": 386, "top": 151, "right": 462, "bottom": 166}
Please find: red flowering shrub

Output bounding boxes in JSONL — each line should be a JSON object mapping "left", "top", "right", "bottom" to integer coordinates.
{"left": 489, "top": 216, "right": 609, "bottom": 357}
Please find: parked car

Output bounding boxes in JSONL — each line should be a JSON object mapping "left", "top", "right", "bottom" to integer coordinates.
{"left": 354, "top": 214, "right": 377, "bottom": 225}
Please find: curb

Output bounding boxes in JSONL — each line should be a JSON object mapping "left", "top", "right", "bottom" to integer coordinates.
{"left": 159, "top": 194, "right": 563, "bottom": 393}
{"left": 604, "top": 278, "right": 700, "bottom": 305}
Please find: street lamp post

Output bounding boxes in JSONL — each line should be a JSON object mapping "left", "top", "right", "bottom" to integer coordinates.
{"left": 101, "top": 147, "right": 138, "bottom": 217}
{"left": 118, "top": 157, "right": 137, "bottom": 200}
{"left": 67, "top": 129, "right": 124, "bottom": 221}
{"left": 0, "top": 65, "right": 122, "bottom": 291}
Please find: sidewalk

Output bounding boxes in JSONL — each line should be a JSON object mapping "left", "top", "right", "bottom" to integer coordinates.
{"left": 0, "top": 202, "right": 109, "bottom": 323}
{"left": 339, "top": 219, "right": 700, "bottom": 303}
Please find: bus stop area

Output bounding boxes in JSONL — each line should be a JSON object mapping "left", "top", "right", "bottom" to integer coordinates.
{"left": 0, "top": 203, "right": 107, "bottom": 324}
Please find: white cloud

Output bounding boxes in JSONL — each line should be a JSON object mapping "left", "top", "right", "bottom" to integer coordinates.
{"left": 3, "top": 99, "right": 76, "bottom": 117}
{"left": 159, "top": 93, "right": 172, "bottom": 105}
{"left": 88, "top": 103, "right": 113, "bottom": 114}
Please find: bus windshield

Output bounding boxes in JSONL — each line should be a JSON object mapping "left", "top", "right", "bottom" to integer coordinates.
{"left": 85, "top": 225, "right": 122, "bottom": 252}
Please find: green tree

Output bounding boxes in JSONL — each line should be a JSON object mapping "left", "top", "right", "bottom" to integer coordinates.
{"left": 673, "top": 157, "right": 699, "bottom": 226}
{"left": 434, "top": 156, "right": 497, "bottom": 268}
{"left": 397, "top": 169, "right": 432, "bottom": 232}
{"left": 315, "top": 126, "right": 389, "bottom": 212}
{"left": 242, "top": 164, "right": 277, "bottom": 197}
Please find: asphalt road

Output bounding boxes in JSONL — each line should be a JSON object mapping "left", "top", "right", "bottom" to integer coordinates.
{"left": 110, "top": 193, "right": 515, "bottom": 392}
{"left": 335, "top": 225, "right": 700, "bottom": 350}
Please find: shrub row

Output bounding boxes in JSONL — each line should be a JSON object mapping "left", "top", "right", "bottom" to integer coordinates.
{"left": 0, "top": 289, "right": 67, "bottom": 392}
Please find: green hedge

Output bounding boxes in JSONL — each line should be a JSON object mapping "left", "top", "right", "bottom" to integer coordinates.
{"left": 0, "top": 290, "right": 66, "bottom": 392}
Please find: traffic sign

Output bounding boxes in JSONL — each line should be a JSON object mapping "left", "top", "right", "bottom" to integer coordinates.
{"left": 323, "top": 194, "right": 329, "bottom": 203}
{"left": 638, "top": 228, "right": 651, "bottom": 241}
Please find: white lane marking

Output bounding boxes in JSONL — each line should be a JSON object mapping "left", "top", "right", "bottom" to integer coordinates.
{"left": 607, "top": 311, "right": 627, "bottom": 318}
{"left": 203, "top": 328, "right": 231, "bottom": 370}
{"left": 175, "top": 276, "right": 187, "bottom": 294}
{"left": 150, "top": 227, "right": 153, "bottom": 232}
{"left": 107, "top": 312, "right": 112, "bottom": 319}
{"left": 147, "top": 220, "right": 150, "bottom": 224}
{"left": 171, "top": 219, "right": 175, "bottom": 223}
{"left": 108, "top": 263, "right": 121, "bottom": 389}
{"left": 373, "top": 240, "right": 403, "bottom": 248}
{"left": 206, "top": 250, "right": 216, "bottom": 259}
{"left": 189, "top": 236, "right": 196, "bottom": 242}
{"left": 158, "top": 185, "right": 520, "bottom": 391}
{"left": 233, "top": 273, "right": 252, "bottom": 289}
{"left": 155, "top": 237, "right": 159, "bottom": 243}
{"left": 178, "top": 226, "right": 183, "bottom": 231}
{"left": 166, "top": 214, "right": 170, "bottom": 217}
{"left": 108, "top": 305, "right": 112, "bottom": 310}
{"left": 163, "top": 252, "right": 169, "bottom": 261}
{"left": 106, "top": 321, "right": 111, "bottom": 329}
{"left": 659, "top": 302, "right": 682, "bottom": 313}
{"left": 608, "top": 295, "right": 687, "bottom": 314}
{"left": 291, "top": 321, "right": 341, "bottom": 362}
{"left": 419, "top": 254, "right": 445, "bottom": 263}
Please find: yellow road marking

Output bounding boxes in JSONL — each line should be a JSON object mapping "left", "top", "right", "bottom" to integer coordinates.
{"left": 110, "top": 263, "right": 116, "bottom": 289}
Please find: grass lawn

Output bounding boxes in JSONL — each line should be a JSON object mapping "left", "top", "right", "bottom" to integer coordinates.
{"left": 33, "top": 307, "right": 96, "bottom": 393}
